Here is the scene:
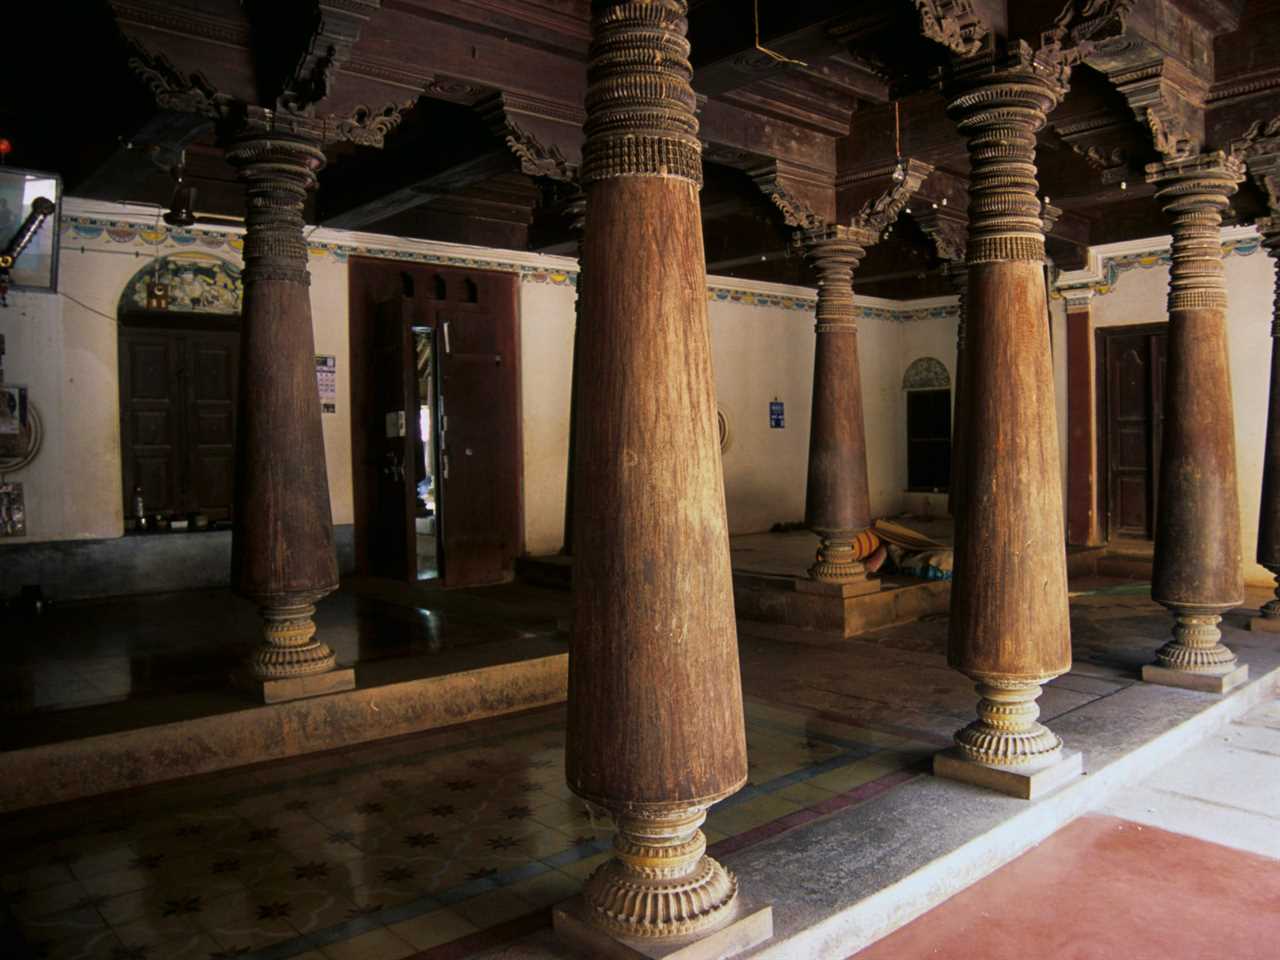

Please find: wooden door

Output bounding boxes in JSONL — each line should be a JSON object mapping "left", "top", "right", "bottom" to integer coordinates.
{"left": 120, "top": 330, "right": 183, "bottom": 517}
{"left": 434, "top": 270, "right": 521, "bottom": 587}
{"left": 184, "top": 332, "right": 238, "bottom": 520}
{"left": 368, "top": 297, "right": 418, "bottom": 580}
{"left": 120, "top": 324, "right": 238, "bottom": 520}
{"left": 1099, "top": 326, "right": 1167, "bottom": 541}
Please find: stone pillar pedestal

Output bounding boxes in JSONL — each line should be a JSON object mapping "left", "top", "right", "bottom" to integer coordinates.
{"left": 227, "top": 117, "right": 352, "bottom": 703}
{"left": 557, "top": 2, "right": 770, "bottom": 955}
{"left": 1143, "top": 152, "right": 1249, "bottom": 694}
{"left": 932, "top": 45, "right": 1080, "bottom": 799}
{"left": 1252, "top": 218, "right": 1280, "bottom": 633}
{"left": 800, "top": 226, "right": 880, "bottom": 593}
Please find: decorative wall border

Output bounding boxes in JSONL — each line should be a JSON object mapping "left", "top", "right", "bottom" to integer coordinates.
{"left": 58, "top": 202, "right": 960, "bottom": 322}
{"left": 1053, "top": 225, "right": 1264, "bottom": 299}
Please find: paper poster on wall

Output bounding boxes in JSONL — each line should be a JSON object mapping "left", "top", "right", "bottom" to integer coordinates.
{"left": 316, "top": 355, "right": 337, "bottom": 414}
{"left": 0, "top": 482, "right": 25, "bottom": 537}
{"left": 769, "top": 400, "right": 785, "bottom": 429}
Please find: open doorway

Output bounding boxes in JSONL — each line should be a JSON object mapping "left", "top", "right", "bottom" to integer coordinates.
{"left": 413, "top": 328, "right": 438, "bottom": 580}
{"left": 349, "top": 258, "right": 522, "bottom": 588}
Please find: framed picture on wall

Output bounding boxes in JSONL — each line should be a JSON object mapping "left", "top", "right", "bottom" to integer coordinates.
{"left": 0, "top": 167, "right": 61, "bottom": 293}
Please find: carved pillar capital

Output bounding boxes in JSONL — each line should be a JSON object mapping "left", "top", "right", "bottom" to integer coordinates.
{"left": 1145, "top": 151, "right": 1244, "bottom": 312}
{"left": 581, "top": 0, "right": 701, "bottom": 187}
{"left": 225, "top": 122, "right": 326, "bottom": 287}
{"left": 945, "top": 47, "right": 1068, "bottom": 265}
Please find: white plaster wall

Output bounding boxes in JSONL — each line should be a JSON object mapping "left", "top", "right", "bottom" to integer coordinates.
{"left": 5, "top": 199, "right": 968, "bottom": 557}
{"left": 1071, "top": 240, "right": 1276, "bottom": 586}
{"left": 709, "top": 300, "right": 814, "bottom": 533}
{"left": 518, "top": 280, "right": 575, "bottom": 555}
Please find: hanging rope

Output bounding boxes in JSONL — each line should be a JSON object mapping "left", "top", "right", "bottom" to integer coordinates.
{"left": 754, "top": 0, "right": 807, "bottom": 67}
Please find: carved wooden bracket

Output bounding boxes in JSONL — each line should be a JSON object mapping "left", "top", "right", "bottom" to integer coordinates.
{"left": 477, "top": 92, "right": 584, "bottom": 184}
{"left": 126, "top": 38, "right": 228, "bottom": 119}
{"left": 912, "top": 1, "right": 987, "bottom": 57}
{"left": 278, "top": 0, "right": 383, "bottom": 115}
{"left": 750, "top": 161, "right": 836, "bottom": 231}
{"left": 1232, "top": 116, "right": 1280, "bottom": 213}
{"left": 912, "top": 205, "right": 968, "bottom": 264}
{"left": 849, "top": 158, "right": 934, "bottom": 234}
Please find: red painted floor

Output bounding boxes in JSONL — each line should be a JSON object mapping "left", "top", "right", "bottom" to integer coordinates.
{"left": 851, "top": 813, "right": 1280, "bottom": 960}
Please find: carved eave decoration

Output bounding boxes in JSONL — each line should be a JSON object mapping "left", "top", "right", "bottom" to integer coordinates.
{"left": 750, "top": 163, "right": 832, "bottom": 233}
{"left": 126, "top": 39, "right": 229, "bottom": 120}
{"left": 913, "top": 205, "right": 968, "bottom": 264}
{"left": 478, "top": 93, "right": 585, "bottom": 184}
{"left": 1232, "top": 116, "right": 1280, "bottom": 213}
{"left": 850, "top": 158, "right": 934, "bottom": 234}
{"left": 913, "top": 1, "right": 987, "bottom": 57}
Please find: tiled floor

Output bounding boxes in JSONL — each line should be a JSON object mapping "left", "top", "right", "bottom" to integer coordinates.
{"left": 0, "top": 699, "right": 931, "bottom": 960}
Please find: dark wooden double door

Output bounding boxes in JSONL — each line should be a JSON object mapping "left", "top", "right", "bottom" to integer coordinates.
{"left": 1098, "top": 325, "right": 1168, "bottom": 541}
{"left": 350, "top": 259, "right": 521, "bottom": 587}
{"left": 118, "top": 320, "right": 238, "bottom": 521}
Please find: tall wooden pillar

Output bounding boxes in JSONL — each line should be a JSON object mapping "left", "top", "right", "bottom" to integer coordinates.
{"left": 1254, "top": 217, "right": 1280, "bottom": 629}
{"left": 560, "top": 191, "right": 586, "bottom": 557}
{"left": 1143, "top": 152, "right": 1248, "bottom": 692}
{"left": 935, "top": 46, "right": 1078, "bottom": 792}
{"left": 561, "top": 0, "right": 761, "bottom": 947}
{"left": 227, "top": 115, "right": 352, "bottom": 702}
{"left": 801, "top": 225, "right": 879, "bottom": 588}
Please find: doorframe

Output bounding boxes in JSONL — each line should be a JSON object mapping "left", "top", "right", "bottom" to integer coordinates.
{"left": 348, "top": 256, "right": 524, "bottom": 583}
{"left": 1094, "top": 321, "right": 1167, "bottom": 544}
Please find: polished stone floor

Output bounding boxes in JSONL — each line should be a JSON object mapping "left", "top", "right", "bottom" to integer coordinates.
{"left": 0, "top": 580, "right": 569, "bottom": 750}
{"left": 0, "top": 699, "right": 929, "bottom": 960}
{"left": 2, "top": 555, "right": 1276, "bottom": 958}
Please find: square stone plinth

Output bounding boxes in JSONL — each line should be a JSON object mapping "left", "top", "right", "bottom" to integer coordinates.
{"left": 553, "top": 896, "right": 773, "bottom": 960}
{"left": 933, "top": 747, "right": 1084, "bottom": 800}
{"left": 1249, "top": 615, "right": 1280, "bottom": 633}
{"left": 1141, "top": 662, "right": 1249, "bottom": 694}
{"left": 793, "top": 575, "right": 880, "bottom": 598}
{"left": 236, "top": 667, "right": 356, "bottom": 704}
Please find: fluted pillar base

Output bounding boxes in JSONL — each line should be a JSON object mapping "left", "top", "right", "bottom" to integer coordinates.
{"left": 1144, "top": 603, "right": 1249, "bottom": 693}
{"left": 934, "top": 678, "right": 1082, "bottom": 799}
{"left": 236, "top": 595, "right": 354, "bottom": 703}
{"left": 554, "top": 806, "right": 772, "bottom": 958}
{"left": 806, "top": 531, "right": 880, "bottom": 592}
{"left": 1249, "top": 567, "right": 1280, "bottom": 632}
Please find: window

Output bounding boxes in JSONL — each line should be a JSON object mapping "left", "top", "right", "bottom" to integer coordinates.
{"left": 903, "top": 357, "right": 952, "bottom": 492}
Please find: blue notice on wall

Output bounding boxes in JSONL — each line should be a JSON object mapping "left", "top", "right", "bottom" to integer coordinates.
{"left": 769, "top": 400, "right": 785, "bottom": 428}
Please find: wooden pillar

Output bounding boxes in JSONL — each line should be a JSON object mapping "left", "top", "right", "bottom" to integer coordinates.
{"left": 943, "top": 259, "right": 968, "bottom": 520}
{"left": 1064, "top": 291, "right": 1102, "bottom": 547}
{"left": 801, "top": 226, "right": 879, "bottom": 588}
{"left": 227, "top": 116, "right": 352, "bottom": 702}
{"left": 560, "top": 192, "right": 586, "bottom": 557}
{"left": 1255, "top": 218, "right": 1280, "bottom": 629}
{"left": 1143, "top": 152, "right": 1248, "bottom": 692}
{"left": 562, "top": 0, "right": 759, "bottom": 946}
{"left": 938, "top": 46, "right": 1076, "bottom": 783}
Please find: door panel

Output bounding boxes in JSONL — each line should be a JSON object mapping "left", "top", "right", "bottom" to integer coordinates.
{"left": 185, "top": 333, "right": 238, "bottom": 520}
{"left": 435, "top": 271, "right": 521, "bottom": 588}
{"left": 368, "top": 297, "right": 418, "bottom": 580}
{"left": 1101, "top": 328, "right": 1167, "bottom": 541}
{"left": 120, "top": 333, "right": 182, "bottom": 516}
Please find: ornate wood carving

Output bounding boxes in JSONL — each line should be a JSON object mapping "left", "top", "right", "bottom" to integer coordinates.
{"left": 580, "top": 1, "right": 702, "bottom": 187}
{"left": 126, "top": 39, "right": 227, "bottom": 119}
{"left": 913, "top": 1, "right": 987, "bottom": 57}
{"left": 1145, "top": 150, "right": 1246, "bottom": 675}
{"left": 851, "top": 159, "right": 934, "bottom": 233}
{"left": 941, "top": 42, "right": 1074, "bottom": 770}
{"left": 478, "top": 92, "right": 584, "bottom": 183}
{"left": 279, "top": 0, "right": 382, "bottom": 115}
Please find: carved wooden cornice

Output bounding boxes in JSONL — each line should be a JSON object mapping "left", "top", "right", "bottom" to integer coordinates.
{"left": 912, "top": 1, "right": 987, "bottom": 57}
{"left": 913, "top": 206, "right": 968, "bottom": 264}
{"left": 750, "top": 161, "right": 836, "bottom": 232}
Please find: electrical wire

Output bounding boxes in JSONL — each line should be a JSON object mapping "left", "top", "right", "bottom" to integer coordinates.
{"left": 754, "top": 0, "right": 807, "bottom": 67}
